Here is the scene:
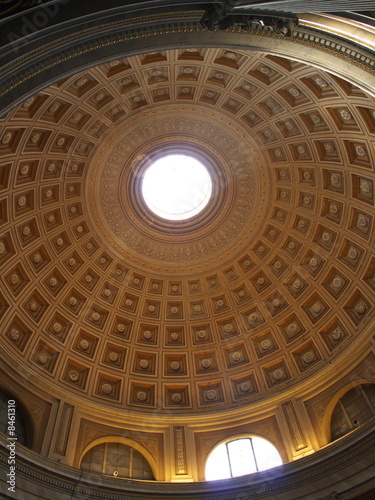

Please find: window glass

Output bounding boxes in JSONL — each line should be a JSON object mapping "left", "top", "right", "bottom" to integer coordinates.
{"left": 205, "top": 437, "right": 282, "bottom": 480}
{"left": 81, "top": 442, "right": 154, "bottom": 480}
{"left": 330, "top": 384, "right": 375, "bottom": 441}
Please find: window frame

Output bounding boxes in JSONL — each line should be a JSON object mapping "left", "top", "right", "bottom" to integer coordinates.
{"left": 205, "top": 434, "right": 283, "bottom": 481}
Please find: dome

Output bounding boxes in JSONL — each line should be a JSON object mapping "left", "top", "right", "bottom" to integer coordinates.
{"left": 0, "top": 2, "right": 374, "bottom": 499}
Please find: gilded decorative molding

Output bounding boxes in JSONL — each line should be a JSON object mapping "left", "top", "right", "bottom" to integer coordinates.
{"left": 282, "top": 401, "right": 307, "bottom": 451}
{"left": 54, "top": 404, "right": 74, "bottom": 456}
{"left": 174, "top": 426, "right": 187, "bottom": 475}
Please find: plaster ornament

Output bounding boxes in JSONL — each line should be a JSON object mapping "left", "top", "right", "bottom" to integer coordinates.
{"left": 102, "top": 384, "right": 112, "bottom": 394}
{"left": 1, "top": 132, "right": 12, "bottom": 144}
{"left": 332, "top": 278, "right": 342, "bottom": 288}
{"left": 38, "top": 353, "right": 49, "bottom": 365}
{"left": 331, "top": 330, "right": 342, "bottom": 341}
{"left": 202, "top": 359, "right": 212, "bottom": 369}
{"left": 69, "top": 297, "right": 78, "bottom": 307}
{"left": 355, "top": 145, "right": 366, "bottom": 157}
{"left": 360, "top": 180, "right": 371, "bottom": 194}
{"left": 240, "top": 382, "right": 250, "bottom": 393}
{"left": 261, "top": 339, "right": 271, "bottom": 350}
{"left": 33, "top": 253, "right": 42, "bottom": 264}
{"left": 303, "top": 352, "right": 314, "bottom": 364}
{"left": 197, "top": 330, "right": 206, "bottom": 339}
{"left": 340, "top": 109, "right": 351, "bottom": 120}
{"left": 30, "top": 133, "right": 41, "bottom": 144}
{"left": 355, "top": 302, "right": 366, "bottom": 314}
{"left": 137, "top": 391, "right": 147, "bottom": 401}
{"left": 311, "top": 302, "right": 323, "bottom": 314}
{"left": 357, "top": 215, "right": 368, "bottom": 228}
{"left": 53, "top": 323, "right": 62, "bottom": 333}
{"left": 80, "top": 340, "right": 89, "bottom": 350}
{"left": 273, "top": 368, "right": 284, "bottom": 380}
{"left": 29, "top": 301, "right": 38, "bottom": 312}
{"left": 20, "top": 164, "right": 30, "bottom": 175}
{"left": 10, "top": 274, "right": 19, "bottom": 285}
{"left": 23, "top": 97, "right": 34, "bottom": 107}
{"left": 260, "top": 66, "right": 271, "bottom": 74}
{"left": 109, "top": 352, "right": 119, "bottom": 362}
{"left": 9, "top": 329, "right": 20, "bottom": 341}
{"left": 289, "top": 87, "right": 300, "bottom": 97}
{"left": 171, "top": 393, "right": 182, "bottom": 403}
{"left": 17, "top": 196, "right": 27, "bottom": 207}
{"left": 206, "top": 389, "right": 217, "bottom": 400}
{"left": 75, "top": 78, "right": 87, "bottom": 87}
{"left": 68, "top": 370, "right": 79, "bottom": 381}
{"left": 231, "top": 351, "right": 241, "bottom": 362}
{"left": 315, "top": 78, "right": 328, "bottom": 87}
{"left": 311, "top": 114, "right": 322, "bottom": 124}
{"left": 49, "top": 103, "right": 59, "bottom": 113}
{"left": 348, "top": 248, "right": 358, "bottom": 259}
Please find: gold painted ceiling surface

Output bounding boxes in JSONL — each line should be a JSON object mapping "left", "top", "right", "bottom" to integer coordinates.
{"left": 0, "top": 48, "right": 374, "bottom": 413}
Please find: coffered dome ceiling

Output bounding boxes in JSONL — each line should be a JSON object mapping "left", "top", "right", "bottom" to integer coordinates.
{"left": 0, "top": 46, "right": 374, "bottom": 415}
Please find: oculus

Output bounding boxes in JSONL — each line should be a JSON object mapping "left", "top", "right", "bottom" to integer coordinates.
{"left": 141, "top": 154, "right": 212, "bottom": 220}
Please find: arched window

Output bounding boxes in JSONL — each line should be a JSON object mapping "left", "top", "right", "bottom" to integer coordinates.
{"left": 0, "top": 391, "right": 28, "bottom": 446}
{"left": 330, "top": 384, "right": 375, "bottom": 441}
{"left": 80, "top": 442, "right": 154, "bottom": 480}
{"left": 205, "top": 436, "right": 282, "bottom": 480}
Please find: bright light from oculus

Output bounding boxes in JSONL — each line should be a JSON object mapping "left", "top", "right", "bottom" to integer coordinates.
{"left": 142, "top": 154, "right": 212, "bottom": 221}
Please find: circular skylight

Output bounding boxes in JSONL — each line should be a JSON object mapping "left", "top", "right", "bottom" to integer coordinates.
{"left": 141, "top": 154, "right": 212, "bottom": 220}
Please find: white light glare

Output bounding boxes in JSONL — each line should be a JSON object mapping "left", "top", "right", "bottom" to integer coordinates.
{"left": 142, "top": 154, "right": 212, "bottom": 221}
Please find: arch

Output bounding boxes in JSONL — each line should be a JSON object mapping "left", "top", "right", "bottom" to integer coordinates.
{"left": 78, "top": 435, "right": 159, "bottom": 480}
{"left": 321, "top": 380, "right": 375, "bottom": 444}
{"left": 205, "top": 433, "right": 283, "bottom": 480}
